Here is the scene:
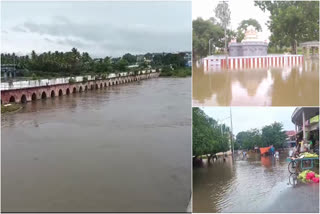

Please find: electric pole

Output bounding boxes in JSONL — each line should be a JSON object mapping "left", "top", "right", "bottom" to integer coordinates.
{"left": 230, "top": 107, "right": 234, "bottom": 156}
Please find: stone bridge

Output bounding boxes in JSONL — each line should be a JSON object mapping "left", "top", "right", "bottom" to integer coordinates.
{"left": 1, "top": 72, "right": 159, "bottom": 104}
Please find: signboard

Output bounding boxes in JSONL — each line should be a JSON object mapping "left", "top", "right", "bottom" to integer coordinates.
{"left": 310, "top": 115, "right": 319, "bottom": 124}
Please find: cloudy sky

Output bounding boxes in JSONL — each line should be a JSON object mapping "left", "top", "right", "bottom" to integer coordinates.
{"left": 1, "top": 1, "right": 191, "bottom": 57}
{"left": 193, "top": 0, "right": 271, "bottom": 42}
{"left": 200, "top": 107, "right": 296, "bottom": 135}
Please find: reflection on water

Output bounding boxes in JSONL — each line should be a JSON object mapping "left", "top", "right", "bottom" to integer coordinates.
{"left": 193, "top": 59, "right": 319, "bottom": 106}
{"left": 1, "top": 78, "right": 191, "bottom": 212}
{"left": 193, "top": 152, "right": 293, "bottom": 213}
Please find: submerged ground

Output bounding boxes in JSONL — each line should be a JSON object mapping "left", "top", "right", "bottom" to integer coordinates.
{"left": 192, "top": 58, "right": 319, "bottom": 106}
{"left": 193, "top": 152, "right": 319, "bottom": 213}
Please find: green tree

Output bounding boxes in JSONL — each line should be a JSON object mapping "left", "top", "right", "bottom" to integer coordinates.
{"left": 255, "top": 1, "right": 319, "bottom": 54}
{"left": 236, "top": 19, "right": 262, "bottom": 42}
{"left": 215, "top": 1, "right": 231, "bottom": 54}
{"left": 193, "top": 107, "right": 230, "bottom": 159}
{"left": 122, "top": 53, "right": 137, "bottom": 65}
{"left": 192, "top": 17, "right": 225, "bottom": 58}
{"left": 261, "top": 122, "right": 287, "bottom": 149}
{"left": 115, "top": 58, "right": 129, "bottom": 72}
{"left": 236, "top": 129, "right": 262, "bottom": 150}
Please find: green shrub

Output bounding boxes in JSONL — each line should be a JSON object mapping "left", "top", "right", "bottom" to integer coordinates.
{"left": 69, "top": 77, "right": 76, "bottom": 84}
{"left": 82, "top": 76, "right": 88, "bottom": 83}
{"left": 31, "top": 73, "right": 38, "bottom": 80}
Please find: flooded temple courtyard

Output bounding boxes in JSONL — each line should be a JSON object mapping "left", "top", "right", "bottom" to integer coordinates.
{"left": 192, "top": 58, "right": 319, "bottom": 106}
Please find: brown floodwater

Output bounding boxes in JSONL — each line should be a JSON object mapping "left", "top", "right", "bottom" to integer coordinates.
{"left": 1, "top": 77, "right": 191, "bottom": 212}
{"left": 192, "top": 58, "right": 319, "bottom": 106}
{"left": 193, "top": 152, "right": 319, "bottom": 213}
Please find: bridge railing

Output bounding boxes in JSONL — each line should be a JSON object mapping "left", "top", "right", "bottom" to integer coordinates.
{"left": 1, "top": 70, "right": 157, "bottom": 91}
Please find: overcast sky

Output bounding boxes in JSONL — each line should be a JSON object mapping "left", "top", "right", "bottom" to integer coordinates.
{"left": 200, "top": 107, "right": 296, "bottom": 135}
{"left": 1, "top": 1, "right": 191, "bottom": 57}
{"left": 192, "top": 0, "right": 271, "bottom": 42}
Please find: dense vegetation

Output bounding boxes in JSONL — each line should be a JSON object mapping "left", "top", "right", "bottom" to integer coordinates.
{"left": 193, "top": 1, "right": 319, "bottom": 58}
{"left": 1, "top": 48, "right": 191, "bottom": 78}
{"left": 234, "top": 122, "right": 287, "bottom": 150}
{"left": 192, "top": 17, "right": 261, "bottom": 59}
{"left": 255, "top": 1, "right": 319, "bottom": 54}
{"left": 159, "top": 66, "right": 191, "bottom": 77}
{"left": 193, "top": 107, "right": 230, "bottom": 160}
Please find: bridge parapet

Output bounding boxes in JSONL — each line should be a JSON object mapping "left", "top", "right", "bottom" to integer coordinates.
{"left": 1, "top": 72, "right": 159, "bottom": 104}
{"left": 1, "top": 69, "right": 157, "bottom": 91}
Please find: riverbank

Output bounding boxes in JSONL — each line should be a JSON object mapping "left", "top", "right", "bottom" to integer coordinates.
{"left": 1, "top": 104, "right": 22, "bottom": 114}
{"left": 160, "top": 67, "right": 191, "bottom": 77}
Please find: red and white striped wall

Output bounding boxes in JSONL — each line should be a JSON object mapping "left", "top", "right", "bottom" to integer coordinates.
{"left": 204, "top": 55, "right": 304, "bottom": 70}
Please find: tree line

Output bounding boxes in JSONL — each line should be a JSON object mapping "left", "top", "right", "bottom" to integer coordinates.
{"left": 1, "top": 48, "right": 190, "bottom": 78}
{"left": 255, "top": 1, "right": 319, "bottom": 54}
{"left": 193, "top": 107, "right": 230, "bottom": 160}
{"left": 193, "top": 1, "right": 319, "bottom": 58}
{"left": 192, "top": 17, "right": 261, "bottom": 59}
{"left": 234, "top": 122, "right": 287, "bottom": 150}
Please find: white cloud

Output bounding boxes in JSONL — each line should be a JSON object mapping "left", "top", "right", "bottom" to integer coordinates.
{"left": 1, "top": 1, "right": 191, "bottom": 57}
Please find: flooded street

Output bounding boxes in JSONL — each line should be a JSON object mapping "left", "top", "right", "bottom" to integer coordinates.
{"left": 1, "top": 78, "right": 191, "bottom": 212}
{"left": 193, "top": 152, "right": 319, "bottom": 213}
{"left": 192, "top": 59, "right": 319, "bottom": 106}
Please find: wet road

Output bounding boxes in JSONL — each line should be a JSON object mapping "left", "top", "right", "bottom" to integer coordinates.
{"left": 1, "top": 77, "right": 191, "bottom": 212}
{"left": 193, "top": 152, "right": 319, "bottom": 213}
{"left": 192, "top": 58, "right": 319, "bottom": 106}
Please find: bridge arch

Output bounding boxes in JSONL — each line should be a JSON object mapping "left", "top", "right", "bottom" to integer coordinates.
{"left": 95, "top": 83, "right": 99, "bottom": 89}
{"left": 116, "top": 81, "right": 118, "bottom": 85}
{"left": 90, "top": 84, "right": 94, "bottom": 90}
{"left": 41, "top": 91, "right": 47, "bottom": 99}
{"left": 51, "top": 90, "right": 55, "bottom": 98}
{"left": 66, "top": 88, "right": 70, "bottom": 95}
{"left": 72, "top": 87, "right": 76, "bottom": 93}
{"left": 31, "top": 93, "right": 37, "bottom": 101}
{"left": 85, "top": 85, "right": 88, "bottom": 91}
{"left": 100, "top": 83, "right": 103, "bottom": 89}
{"left": 9, "top": 96, "right": 15, "bottom": 103}
{"left": 58, "top": 89, "right": 63, "bottom": 96}
{"left": 104, "top": 82, "right": 107, "bottom": 87}
{"left": 21, "top": 94, "right": 27, "bottom": 103}
{"left": 79, "top": 86, "right": 83, "bottom": 93}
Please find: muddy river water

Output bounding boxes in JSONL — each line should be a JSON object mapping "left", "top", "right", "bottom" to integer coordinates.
{"left": 193, "top": 58, "right": 319, "bottom": 106}
{"left": 193, "top": 152, "right": 319, "bottom": 213}
{"left": 1, "top": 77, "right": 191, "bottom": 212}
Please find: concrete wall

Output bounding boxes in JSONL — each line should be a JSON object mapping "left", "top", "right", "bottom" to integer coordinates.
{"left": 1, "top": 72, "right": 160, "bottom": 104}
{"left": 229, "top": 42, "right": 268, "bottom": 57}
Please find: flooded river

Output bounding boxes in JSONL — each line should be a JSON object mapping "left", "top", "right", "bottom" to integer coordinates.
{"left": 192, "top": 58, "right": 319, "bottom": 106}
{"left": 193, "top": 152, "right": 319, "bottom": 213}
{"left": 1, "top": 77, "right": 191, "bottom": 212}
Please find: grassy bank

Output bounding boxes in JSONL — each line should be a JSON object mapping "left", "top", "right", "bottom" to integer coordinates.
{"left": 1, "top": 103, "right": 22, "bottom": 114}
{"left": 160, "top": 67, "right": 191, "bottom": 77}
